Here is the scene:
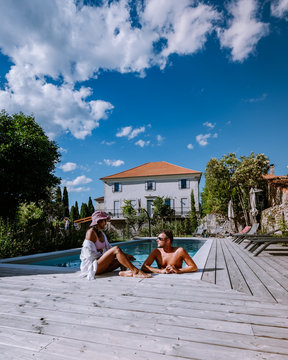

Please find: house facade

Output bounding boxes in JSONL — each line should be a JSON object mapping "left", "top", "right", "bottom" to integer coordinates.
{"left": 99, "top": 161, "right": 202, "bottom": 220}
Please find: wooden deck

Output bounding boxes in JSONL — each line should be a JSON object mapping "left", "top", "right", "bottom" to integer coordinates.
{"left": 0, "top": 238, "right": 288, "bottom": 359}
{"left": 202, "top": 237, "right": 288, "bottom": 304}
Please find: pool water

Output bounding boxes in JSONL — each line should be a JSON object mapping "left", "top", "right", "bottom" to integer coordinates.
{"left": 32, "top": 239, "right": 205, "bottom": 268}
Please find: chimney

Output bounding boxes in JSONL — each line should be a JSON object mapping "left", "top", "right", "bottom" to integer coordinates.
{"left": 269, "top": 164, "right": 275, "bottom": 176}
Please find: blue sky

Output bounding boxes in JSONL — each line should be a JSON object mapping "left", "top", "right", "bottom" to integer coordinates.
{"left": 0, "top": 0, "right": 287, "bottom": 208}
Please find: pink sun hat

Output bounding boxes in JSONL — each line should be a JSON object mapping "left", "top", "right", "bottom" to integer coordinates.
{"left": 90, "top": 211, "right": 111, "bottom": 227}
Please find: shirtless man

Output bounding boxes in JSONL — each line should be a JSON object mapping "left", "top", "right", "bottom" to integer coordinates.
{"left": 141, "top": 230, "right": 198, "bottom": 274}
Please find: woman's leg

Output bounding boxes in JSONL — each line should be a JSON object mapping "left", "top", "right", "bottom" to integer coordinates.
{"left": 96, "top": 246, "right": 151, "bottom": 278}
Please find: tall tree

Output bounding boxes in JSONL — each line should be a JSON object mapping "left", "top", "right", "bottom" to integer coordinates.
{"left": 87, "top": 197, "right": 95, "bottom": 215}
{"left": 0, "top": 111, "right": 60, "bottom": 218}
{"left": 62, "top": 186, "right": 69, "bottom": 217}
{"left": 70, "top": 206, "right": 76, "bottom": 221}
{"left": 189, "top": 190, "right": 198, "bottom": 232}
{"left": 80, "top": 202, "right": 89, "bottom": 219}
{"left": 74, "top": 201, "right": 80, "bottom": 220}
{"left": 55, "top": 186, "right": 62, "bottom": 204}
{"left": 54, "top": 186, "right": 64, "bottom": 219}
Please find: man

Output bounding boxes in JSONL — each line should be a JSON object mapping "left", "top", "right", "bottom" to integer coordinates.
{"left": 141, "top": 230, "right": 198, "bottom": 274}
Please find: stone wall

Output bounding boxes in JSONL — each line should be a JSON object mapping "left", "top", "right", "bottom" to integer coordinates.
{"left": 261, "top": 202, "right": 288, "bottom": 234}
{"left": 201, "top": 213, "right": 235, "bottom": 234}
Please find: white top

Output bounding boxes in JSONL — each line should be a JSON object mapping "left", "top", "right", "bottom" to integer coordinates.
{"left": 80, "top": 232, "right": 112, "bottom": 280}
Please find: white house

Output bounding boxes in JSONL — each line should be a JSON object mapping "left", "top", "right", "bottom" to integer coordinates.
{"left": 99, "top": 161, "right": 202, "bottom": 220}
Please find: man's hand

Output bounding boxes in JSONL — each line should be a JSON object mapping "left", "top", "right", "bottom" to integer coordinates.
{"left": 165, "top": 265, "right": 181, "bottom": 274}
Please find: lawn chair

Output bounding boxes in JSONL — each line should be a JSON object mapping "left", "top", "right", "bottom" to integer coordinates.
{"left": 247, "top": 237, "right": 288, "bottom": 256}
{"left": 244, "top": 229, "right": 280, "bottom": 249}
{"left": 209, "top": 226, "right": 225, "bottom": 237}
{"left": 192, "top": 225, "right": 204, "bottom": 237}
{"left": 231, "top": 225, "right": 251, "bottom": 242}
{"left": 234, "top": 223, "right": 259, "bottom": 244}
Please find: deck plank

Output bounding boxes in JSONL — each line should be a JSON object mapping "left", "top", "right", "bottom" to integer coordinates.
{"left": 1, "top": 238, "right": 288, "bottom": 359}
{"left": 201, "top": 236, "right": 216, "bottom": 283}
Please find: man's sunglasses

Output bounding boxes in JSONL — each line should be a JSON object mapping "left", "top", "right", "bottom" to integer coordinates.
{"left": 157, "top": 236, "right": 168, "bottom": 241}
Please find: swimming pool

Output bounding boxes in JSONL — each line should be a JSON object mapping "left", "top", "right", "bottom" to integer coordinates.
{"left": 25, "top": 238, "right": 205, "bottom": 268}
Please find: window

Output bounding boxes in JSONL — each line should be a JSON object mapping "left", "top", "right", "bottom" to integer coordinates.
{"left": 145, "top": 181, "right": 156, "bottom": 191}
{"left": 179, "top": 179, "right": 189, "bottom": 189}
{"left": 181, "top": 198, "right": 188, "bottom": 215}
{"left": 114, "top": 201, "right": 120, "bottom": 216}
{"left": 165, "top": 198, "right": 174, "bottom": 209}
{"left": 112, "top": 182, "right": 122, "bottom": 192}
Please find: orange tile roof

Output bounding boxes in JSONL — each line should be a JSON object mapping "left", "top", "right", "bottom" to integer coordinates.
{"left": 263, "top": 174, "right": 287, "bottom": 180}
{"left": 100, "top": 161, "right": 201, "bottom": 180}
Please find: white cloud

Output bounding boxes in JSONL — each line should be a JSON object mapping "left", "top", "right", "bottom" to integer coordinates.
{"left": 187, "top": 143, "right": 194, "bottom": 149}
{"left": 196, "top": 133, "right": 211, "bottom": 146}
{"left": 245, "top": 93, "right": 267, "bottom": 103}
{"left": 116, "top": 126, "right": 133, "bottom": 138}
{"left": 0, "top": 65, "right": 114, "bottom": 139}
{"left": 62, "top": 175, "right": 92, "bottom": 187}
{"left": 61, "top": 174, "right": 92, "bottom": 192}
{"left": 0, "top": 0, "right": 220, "bottom": 139}
{"left": 101, "top": 140, "right": 115, "bottom": 146}
{"left": 135, "top": 139, "right": 150, "bottom": 147}
{"left": 156, "top": 134, "right": 165, "bottom": 145}
{"left": 203, "top": 121, "right": 216, "bottom": 129}
{"left": 128, "top": 126, "right": 146, "bottom": 139}
{"left": 271, "top": 0, "right": 288, "bottom": 18}
{"left": 142, "top": 0, "right": 220, "bottom": 63}
{"left": 59, "top": 162, "right": 77, "bottom": 172}
{"left": 116, "top": 125, "right": 145, "bottom": 139}
{"left": 212, "top": 133, "right": 218, "bottom": 138}
{"left": 104, "top": 159, "right": 124, "bottom": 167}
{"left": 218, "top": 0, "right": 269, "bottom": 62}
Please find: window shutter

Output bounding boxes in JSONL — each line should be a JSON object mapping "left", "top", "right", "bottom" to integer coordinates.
{"left": 145, "top": 182, "right": 148, "bottom": 191}
{"left": 112, "top": 184, "right": 115, "bottom": 192}
{"left": 119, "top": 183, "right": 122, "bottom": 192}
{"left": 153, "top": 181, "right": 156, "bottom": 190}
{"left": 187, "top": 180, "right": 190, "bottom": 189}
{"left": 170, "top": 199, "right": 174, "bottom": 209}
{"left": 178, "top": 180, "right": 181, "bottom": 189}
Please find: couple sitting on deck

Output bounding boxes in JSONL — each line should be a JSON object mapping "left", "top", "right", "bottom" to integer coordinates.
{"left": 80, "top": 211, "right": 198, "bottom": 280}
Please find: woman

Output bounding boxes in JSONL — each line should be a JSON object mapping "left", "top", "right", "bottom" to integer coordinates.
{"left": 80, "top": 211, "right": 151, "bottom": 279}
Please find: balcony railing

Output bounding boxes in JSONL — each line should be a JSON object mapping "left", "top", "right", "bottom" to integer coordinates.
{"left": 105, "top": 208, "right": 190, "bottom": 219}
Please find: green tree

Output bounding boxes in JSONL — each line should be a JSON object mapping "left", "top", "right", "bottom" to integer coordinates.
{"left": 74, "top": 201, "right": 80, "bottom": 220}
{"left": 201, "top": 158, "right": 231, "bottom": 215}
{"left": 80, "top": 202, "right": 89, "bottom": 219}
{"left": 63, "top": 186, "right": 69, "bottom": 218}
{"left": 53, "top": 186, "right": 64, "bottom": 219}
{"left": 122, "top": 200, "right": 146, "bottom": 236}
{"left": 70, "top": 206, "right": 76, "bottom": 221}
{"left": 189, "top": 190, "right": 198, "bottom": 232}
{"left": 152, "top": 197, "right": 174, "bottom": 223}
{"left": 201, "top": 152, "right": 269, "bottom": 225}
{"left": 0, "top": 111, "right": 60, "bottom": 218}
{"left": 55, "top": 186, "right": 62, "bottom": 204}
{"left": 87, "top": 197, "right": 95, "bottom": 215}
